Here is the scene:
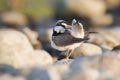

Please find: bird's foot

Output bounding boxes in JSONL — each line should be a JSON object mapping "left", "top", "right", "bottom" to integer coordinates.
{"left": 65, "top": 56, "right": 69, "bottom": 60}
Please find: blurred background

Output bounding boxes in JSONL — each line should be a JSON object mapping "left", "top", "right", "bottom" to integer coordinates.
{"left": 0, "top": 0, "right": 120, "bottom": 59}
{"left": 0, "top": 1, "right": 120, "bottom": 80}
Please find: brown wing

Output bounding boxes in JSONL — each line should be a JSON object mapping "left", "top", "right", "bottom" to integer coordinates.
{"left": 52, "top": 32, "right": 89, "bottom": 46}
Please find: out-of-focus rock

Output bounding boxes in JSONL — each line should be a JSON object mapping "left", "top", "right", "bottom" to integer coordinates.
{"left": 0, "top": 11, "right": 42, "bottom": 49}
{"left": 54, "top": 59, "right": 73, "bottom": 79}
{"left": 0, "top": 11, "right": 27, "bottom": 27}
{"left": 104, "top": 0, "right": 120, "bottom": 9}
{"left": 0, "top": 29, "right": 52, "bottom": 68}
{"left": 66, "top": 53, "right": 120, "bottom": 80}
{"left": 34, "top": 50, "right": 53, "bottom": 65}
{"left": 72, "top": 43, "right": 102, "bottom": 58}
{"left": 106, "top": 27, "right": 120, "bottom": 43}
{"left": 36, "top": 19, "right": 55, "bottom": 43}
{"left": 89, "top": 28, "right": 120, "bottom": 49}
{"left": 53, "top": 64, "right": 70, "bottom": 76}
{"left": 19, "top": 27, "right": 42, "bottom": 49}
{"left": 0, "top": 64, "right": 19, "bottom": 76}
{"left": 91, "top": 14, "right": 113, "bottom": 27}
{"left": 26, "top": 67, "right": 61, "bottom": 80}
{"left": 54, "top": 0, "right": 113, "bottom": 27}
{"left": 0, "top": 74, "right": 24, "bottom": 80}
{"left": 66, "top": 0, "right": 106, "bottom": 18}
{"left": 54, "top": 59, "right": 74, "bottom": 65}
{"left": 38, "top": 27, "right": 53, "bottom": 43}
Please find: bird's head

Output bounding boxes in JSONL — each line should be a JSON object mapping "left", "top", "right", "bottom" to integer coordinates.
{"left": 53, "top": 20, "right": 71, "bottom": 34}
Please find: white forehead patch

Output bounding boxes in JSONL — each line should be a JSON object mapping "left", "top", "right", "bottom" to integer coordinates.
{"left": 54, "top": 26, "right": 65, "bottom": 33}
{"left": 61, "top": 23, "right": 67, "bottom": 27}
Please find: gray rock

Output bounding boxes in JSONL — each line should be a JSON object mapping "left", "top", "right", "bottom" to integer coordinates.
{"left": 67, "top": 53, "right": 120, "bottom": 80}
{"left": 19, "top": 27, "right": 42, "bottom": 49}
{"left": 26, "top": 67, "right": 61, "bottom": 80}
{"left": 38, "top": 27, "right": 53, "bottom": 42}
{"left": 54, "top": 59, "right": 73, "bottom": 76}
{"left": 34, "top": 50, "right": 53, "bottom": 65}
{"left": 0, "top": 29, "right": 52, "bottom": 68}
{"left": 89, "top": 28, "right": 120, "bottom": 49}
{"left": 72, "top": 43, "right": 102, "bottom": 58}
{"left": 0, "top": 11, "right": 42, "bottom": 49}
{"left": 0, "top": 11, "right": 27, "bottom": 26}
{"left": 54, "top": 59, "right": 74, "bottom": 65}
{"left": 0, "top": 74, "right": 25, "bottom": 80}
{"left": 53, "top": 64, "right": 70, "bottom": 75}
{"left": 64, "top": 0, "right": 113, "bottom": 27}
{"left": 0, "top": 64, "right": 19, "bottom": 76}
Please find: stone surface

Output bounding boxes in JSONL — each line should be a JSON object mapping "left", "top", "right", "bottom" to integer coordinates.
{"left": 54, "top": 59, "right": 73, "bottom": 75}
{"left": 54, "top": 59, "right": 74, "bottom": 65}
{"left": 72, "top": 43, "right": 102, "bottom": 58}
{"left": 66, "top": 53, "right": 120, "bottom": 80}
{"left": 0, "top": 74, "right": 24, "bottom": 80}
{"left": 65, "top": 0, "right": 113, "bottom": 27}
{"left": 53, "top": 64, "right": 70, "bottom": 75}
{"left": 38, "top": 27, "right": 53, "bottom": 42}
{"left": 26, "top": 67, "right": 61, "bottom": 80}
{"left": 66, "top": 0, "right": 106, "bottom": 18}
{"left": 0, "top": 64, "right": 19, "bottom": 76}
{"left": 20, "top": 27, "right": 42, "bottom": 49}
{"left": 89, "top": 28, "right": 120, "bottom": 49}
{"left": 34, "top": 50, "right": 53, "bottom": 65}
{"left": 0, "top": 29, "right": 52, "bottom": 68}
{"left": 0, "top": 11, "right": 27, "bottom": 26}
{"left": 104, "top": 0, "right": 120, "bottom": 9}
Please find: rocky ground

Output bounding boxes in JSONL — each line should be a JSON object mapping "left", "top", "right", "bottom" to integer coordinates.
{"left": 0, "top": 26, "right": 120, "bottom": 80}
{"left": 0, "top": 9, "right": 120, "bottom": 80}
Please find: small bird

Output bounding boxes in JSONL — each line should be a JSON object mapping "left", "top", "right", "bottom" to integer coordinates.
{"left": 51, "top": 19, "right": 89, "bottom": 59}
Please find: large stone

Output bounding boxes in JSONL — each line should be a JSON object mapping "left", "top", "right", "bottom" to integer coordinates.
{"left": 66, "top": 53, "right": 120, "bottom": 80}
{"left": 53, "top": 64, "right": 70, "bottom": 76}
{"left": 66, "top": 0, "right": 106, "bottom": 18}
{"left": 104, "top": 0, "right": 120, "bottom": 9}
{"left": 34, "top": 50, "right": 53, "bottom": 65}
{"left": 89, "top": 28, "right": 120, "bottom": 49}
{"left": 20, "top": 27, "right": 42, "bottom": 49}
{"left": 72, "top": 43, "right": 102, "bottom": 58}
{"left": 0, "top": 74, "right": 24, "bottom": 80}
{"left": 38, "top": 27, "right": 53, "bottom": 42}
{"left": 106, "top": 27, "right": 120, "bottom": 43}
{"left": 65, "top": 0, "right": 113, "bottom": 27}
{"left": 0, "top": 11, "right": 27, "bottom": 26}
{"left": 54, "top": 59, "right": 74, "bottom": 80}
{"left": 0, "top": 29, "right": 53, "bottom": 68}
{"left": 0, "top": 64, "right": 19, "bottom": 76}
{"left": 0, "top": 11, "right": 42, "bottom": 49}
{"left": 26, "top": 67, "right": 61, "bottom": 80}
{"left": 54, "top": 59, "right": 74, "bottom": 65}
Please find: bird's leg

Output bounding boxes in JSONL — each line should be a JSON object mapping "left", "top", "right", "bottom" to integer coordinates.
{"left": 67, "top": 49, "right": 73, "bottom": 59}
{"left": 66, "top": 49, "right": 73, "bottom": 60}
{"left": 65, "top": 49, "right": 69, "bottom": 60}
